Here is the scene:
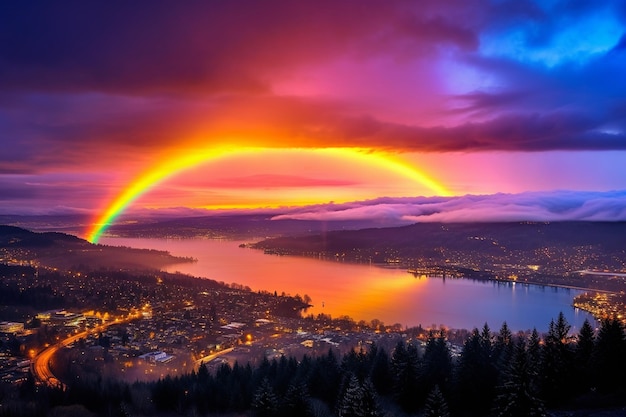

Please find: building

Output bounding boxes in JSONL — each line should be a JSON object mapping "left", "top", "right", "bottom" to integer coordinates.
{"left": 0, "top": 322, "right": 24, "bottom": 334}
{"left": 139, "top": 351, "right": 175, "bottom": 364}
{"left": 50, "top": 310, "right": 85, "bottom": 327}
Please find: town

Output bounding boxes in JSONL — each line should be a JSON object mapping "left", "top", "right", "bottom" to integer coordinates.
{"left": 2, "top": 224, "right": 626, "bottom": 416}
{"left": 0, "top": 253, "right": 432, "bottom": 389}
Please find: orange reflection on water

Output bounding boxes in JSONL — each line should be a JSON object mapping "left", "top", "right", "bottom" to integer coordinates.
{"left": 98, "top": 237, "right": 593, "bottom": 331}
{"left": 330, "top": 267, "right": 429, "bottom": 324}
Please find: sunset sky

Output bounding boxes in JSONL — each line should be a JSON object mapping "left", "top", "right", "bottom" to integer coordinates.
{"left": 1, "top": 1, "right": 625, "bottom": 229}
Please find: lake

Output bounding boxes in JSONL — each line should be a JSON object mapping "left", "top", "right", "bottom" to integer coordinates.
{"left": 99, "top": 237, "right": 593, "bottom": 332}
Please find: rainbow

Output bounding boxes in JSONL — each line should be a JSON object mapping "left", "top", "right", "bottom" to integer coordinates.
{"left": 86, "top": 147, "right": 450, "bottom": 243}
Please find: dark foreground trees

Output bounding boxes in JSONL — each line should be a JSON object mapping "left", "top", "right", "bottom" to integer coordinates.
{"left": 6, "top": 314, "right": 626, "bottom": 417}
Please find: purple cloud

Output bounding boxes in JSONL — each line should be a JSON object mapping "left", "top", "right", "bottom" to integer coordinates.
{"left": 271, "top": 190, "right": 626, "bottom": 223}
{"left": 0, "top": 1, "right": 624, "bottom": 163}
{"left": 0, "top": 0, "right": 625, "bottom": 218}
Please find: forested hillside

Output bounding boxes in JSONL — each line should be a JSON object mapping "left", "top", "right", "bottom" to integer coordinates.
{"left": 4, "top": 314, "right": 626, "bottom": 417}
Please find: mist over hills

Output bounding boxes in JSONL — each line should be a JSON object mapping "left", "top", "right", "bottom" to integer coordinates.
{"left": 104, "top": 214, "right": 395, "bottom": 239}
{"left": 2, "top": 190, "right": 626, "bottom": 241}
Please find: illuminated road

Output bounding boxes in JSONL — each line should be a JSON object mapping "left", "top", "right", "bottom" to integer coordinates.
{"left": 194, "top": 347, "right": 235, "bottom": 366}
{"left": 31, "top": 314, "right": 141, "bottom": 388}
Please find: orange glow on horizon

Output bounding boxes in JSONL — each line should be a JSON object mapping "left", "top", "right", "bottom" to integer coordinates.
{"left": 87, "top": 147, "right": 451, "bottom": 243}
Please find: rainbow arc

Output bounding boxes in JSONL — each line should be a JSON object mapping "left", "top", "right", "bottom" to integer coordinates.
{"left": 86, "top": 147, "right": 450, "bottom": 243}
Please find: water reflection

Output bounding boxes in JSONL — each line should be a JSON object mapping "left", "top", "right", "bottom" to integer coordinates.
{"left": 100, "top": 237, "right": 593, "bottom": 332}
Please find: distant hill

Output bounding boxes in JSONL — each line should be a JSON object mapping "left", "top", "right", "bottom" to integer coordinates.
{"left": 252, "top": 221, "right": 626, "bottom": 254}
{"left": 0, "top": 225, "right": 192, "bottom": 271}
{"left": 251, "top": 222, "right": 626, "bottom": 291}
{"left": 104, "top": 214, "right": 402, "bottom": 239}
{"left": 0, "top": 225, "right": 84, "bottom": 247}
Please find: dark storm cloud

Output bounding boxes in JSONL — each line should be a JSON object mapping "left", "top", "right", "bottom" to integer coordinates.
{"left": 0, "top": 0, "right": 625, "bottom": 171}
{"left": 0, "top": 1, "right": 478, "bottom": 94}
{"left": 307, "top": 112, "right": 626, "bottom": 152}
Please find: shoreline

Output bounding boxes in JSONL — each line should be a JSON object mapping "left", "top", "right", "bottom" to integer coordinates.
{"left": 272, "top": 251, "right": 620, "bottom": 296}
{"left": 462, "top": 275, "right": 617, "bottom": 295}
{"left": 98, "top": 237, "right": 609, "bottom": 329}
{"left": 258, "top": 249, "right": 618, "bottom": 323}
{"left": 404, "top": 271, "right": 616, "bottom": 322}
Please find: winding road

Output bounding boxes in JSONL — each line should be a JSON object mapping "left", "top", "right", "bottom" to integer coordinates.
{"left": 31, "top": 314, "right": 141, "bottom": 388}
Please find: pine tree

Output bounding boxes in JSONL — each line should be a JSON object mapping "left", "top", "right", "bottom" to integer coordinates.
{"left": 592, "top": 317, "right": 626, "bottom": 392}
{"left": 308, "top": 349, "right": 341, "bottom": 405}
{"left": 526, "top": 328, "right": 541, "bottom": 370}
{"left": 421, "top": 330, "right": 452, "bottom": 395}
{"left": 494, "top": 322, "right": 514, "bottom": 378}
{"left": 526, "top": 328, "right": 542, "bottom": 396}
{"left": 197, "top": 362, "right": 209, "bottom": 382}
{"left": 480, "top": 323, "right": 493, "bottom": 354}
{"left": 252, "top": 377, "right": 278, "bottom": 417}
{"left": 424, "top": 385, "right": 450, "bottom": 417}
{"left": 282, "top": 380, "right": 310, "bottom": 417}
{"left": 574, "top": 318, "right": 595, "bottom": 393}
{"left": 341, "top": 347, "right": 368, "bottom": 381}
{"left": 496, "top": 322, "right": 513, "bottom": 346}
{"left": 361, "top": 378, "right": 383, "bottom": 417}
{"left": 553, "top": 312, "right": 571, "bottom": 342}
{"left": 391, "top": 340, "right": 420, "bottom": 412}
{"left": 492, "top": 338, "right": 547, "bottom": 417}
{"left": 369, "top": 345, "right": 393, "bottom": 396}
{"left": 337, "top": 374, "right": 365, "bottom": 417}
{"left": 454, "top": 328, "right": 497, "bottom": 416}
{"left": 540, "top": 312, "right": 574, "bottom": 405}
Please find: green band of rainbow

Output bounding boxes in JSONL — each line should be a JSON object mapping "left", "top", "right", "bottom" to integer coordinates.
{"left": 86, "top": 147, "right": 450, "bottom": 243}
